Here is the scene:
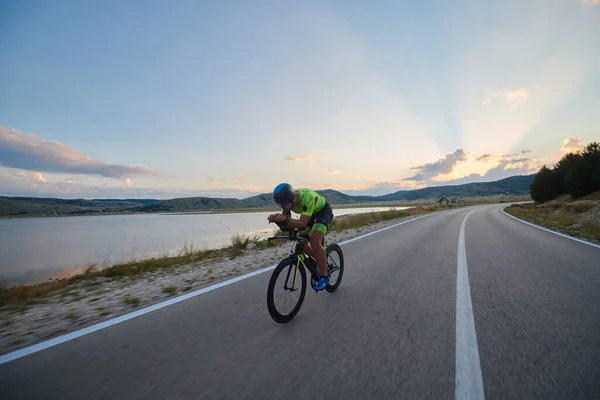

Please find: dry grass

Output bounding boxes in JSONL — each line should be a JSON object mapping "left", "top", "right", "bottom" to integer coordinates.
{"left": 579, "top": 191, "right": 600, "bottom": 201}
{"left": 45, "top": 328, "right": 67, "bottom": 338}
{"left": 506, "top": 201, "right": 600, "bottom": 242}
{"left": 123, "top": 296, "right": 141, "bottom": 307}
{"left": 330, "top": 206, "right": 436, "bottom": 231}
{"left": 162, "top": 286, "right": 177, "bottom": 295}
{"left": 65, "top": 311, "right": 79, "bottom": 321}
{"left": 564, "top": 202, "right": 594, "bottom": 214}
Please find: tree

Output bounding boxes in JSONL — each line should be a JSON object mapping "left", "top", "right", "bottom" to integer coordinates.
{"left": 530, "top": 165, "right": 559, "bottom": 203}
{"left": 566, "top": 142, "right": 600, "bottom": 198}
{"left": 553, "top": 152, "right": 582, "bottom": 194}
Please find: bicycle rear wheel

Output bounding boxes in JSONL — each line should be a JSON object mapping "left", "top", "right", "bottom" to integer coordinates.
{"left": 267, "top": 257, "right": 307, "bottom": 323}
{"left": 325, "top": 243, "right": 344, "bottom": 293}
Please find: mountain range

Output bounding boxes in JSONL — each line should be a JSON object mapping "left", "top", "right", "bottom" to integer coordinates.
{"left": 0, "top": 174, "right": 535, "bottom": 217}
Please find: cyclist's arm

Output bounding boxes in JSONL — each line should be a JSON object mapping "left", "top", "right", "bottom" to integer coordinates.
{"left": 282, "top": 214, "right": 310, "bottom": 230}
{"left": 277, "top": 191, "right": 316, "bottom": 230}
{"left": 285, "top": 194, "right": 315, "bottom": 229}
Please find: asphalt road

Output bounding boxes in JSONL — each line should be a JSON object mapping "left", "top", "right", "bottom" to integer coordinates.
{"left": 1, "top": 205, "right": 599, "bottom": 399}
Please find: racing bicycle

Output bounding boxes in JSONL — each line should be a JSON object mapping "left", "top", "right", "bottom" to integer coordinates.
{"left": 266, "top": 228, "right": 344, "bottom": 323}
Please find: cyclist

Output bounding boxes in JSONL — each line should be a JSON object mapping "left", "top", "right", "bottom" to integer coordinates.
{"left": 267, "top": 183, "right": 334, "bottom": 291}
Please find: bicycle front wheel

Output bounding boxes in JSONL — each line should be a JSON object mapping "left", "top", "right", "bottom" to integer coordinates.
{"left": 267, "top": 257, "right": 307, "bottom": 323}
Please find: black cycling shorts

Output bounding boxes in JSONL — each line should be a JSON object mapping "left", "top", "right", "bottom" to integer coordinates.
{"left": 306, "top": 203, "right": 334, "bottom": 234}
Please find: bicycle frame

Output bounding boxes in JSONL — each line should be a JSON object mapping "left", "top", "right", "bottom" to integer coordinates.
{"left": 268, "top": 229, "right": 341, "bottom": 290}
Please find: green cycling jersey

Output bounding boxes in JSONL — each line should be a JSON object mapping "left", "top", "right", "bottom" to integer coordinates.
{"left": 291, "top": 188, "right": 327, "bottom": 217}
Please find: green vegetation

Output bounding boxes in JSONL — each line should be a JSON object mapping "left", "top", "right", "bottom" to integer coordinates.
{"left": 162, "top": 286, "right": 177, "bottom": 295}
{"left": 45, "top": 328, "right": 67, "bottom": 338}
{"left": 505, "top": 198, "right": 600, "bottom": 242}
{"left": 530, "top": 166, "right": 559, "bottom": 203}
{"left": 65, "top": 310, "right": 79, "bottom": 321}
{"left": 95, "top": 307, "right": 111, "bottom": 317}
{"left": 530, "top": 142, "right": 600, "bottom": 203}
{"left": 123, "top": 297, "right": 141, "bottom": 307}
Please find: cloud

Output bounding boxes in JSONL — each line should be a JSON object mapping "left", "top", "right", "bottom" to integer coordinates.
{"left": 423, "top": 159, "right": 537, "bottom": 187}
{"left": 502, "top": 150, "right": 533, "bottom": 157}
{"left": 284, "top": 155, "right": 318, "bottom": 161}
{"left": 342, "top": 138, "right": 578, "bottom": 194}
{"left": 32, "top": 172, "right": 46, "bottom": 182}
{"left": 583, "top": 0, "right": 599, "bottom": 5}
{"left": 0, "top": 126, "right": 158, "bottom": 179}
{"left": 14, "top": 170, "right": 47, "bottom": 183}
{"left": 124, "top": 178, "right": 132, "bottom": 187}
{"left": 342, "top": 156, "right": 540, "bottom": 196}
{"left": 405, "top": 149, "right": 467, "bottom": 181}
{"left": 328, "top": 169, "right": 342, "bottom": 174}
{"left": 401, "top": 147, "right": 540, "bottom": 189}
{"left": 0, "top": 166, "right": 263, "bottom": 199}
{"left": 512, "top": 150, "right": 533, "bottom": 155}
{"left": 206, "top": 176, "right": 226, "bottom": 182}
{"left": 479, "top": 158, "right": 537, "bottom": 181}
{"left": 482, "top": 88, "right": 531, "bottom": 110}
{"left": 505, "top": 88, "right": 529, "bottom": 104}
{"left": 509, "top": 157, "right": 532, "bottom": 164}
{"left": 560, "top": 137, "right": 584, "bottom": 154}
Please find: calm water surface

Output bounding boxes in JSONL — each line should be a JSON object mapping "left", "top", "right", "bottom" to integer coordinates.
{"left": 0, "top": 206, "right": 408, "bottom": 284}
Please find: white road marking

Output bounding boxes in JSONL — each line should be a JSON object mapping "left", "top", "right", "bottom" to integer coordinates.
{"left": 501, "top": 207, "right": 600, "bottom": 249}
{"left": 456, "top": 209, "right": 486, "bottom": 400}
{"left": 339, "top": 212, "right": 439, "bottom": 245}
{"left": 0, "top": 267, "right": 275, "bottom": 365}
{"left": 0, "top": 210, "right": 445, "bottom": 364}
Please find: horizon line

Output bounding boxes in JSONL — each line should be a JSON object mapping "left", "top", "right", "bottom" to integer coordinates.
{"left": 0, "top": 173, "right": 536, "bottom": 202}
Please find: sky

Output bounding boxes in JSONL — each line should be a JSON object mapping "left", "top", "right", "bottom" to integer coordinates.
{"left": 1, "top": 0, "right": 599, "bottom": 199}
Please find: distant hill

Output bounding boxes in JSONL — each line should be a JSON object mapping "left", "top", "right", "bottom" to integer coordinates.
{"left": 130, "top": 174, "right": 535, "bottom": 212}
{"left": 0, "top": 197, "right": 159, "bottom": 217}
{"left": 132, "top": 197, "right": 250, "bottom": 213}
{"left": 242, "top": 189, "right": 360, "bottom": 207}
{"left": 0, "top": 174, "right": 535, "bottom": 217}
{"left": 376, "top": 174, "right": 535, "bottom": 201}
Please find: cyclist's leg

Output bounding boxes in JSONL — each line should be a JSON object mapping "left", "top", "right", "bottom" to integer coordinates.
{"left": 309, "top": 227, "right": 327, "bottom": 276}
{"left": 309, "top": 203, "right": 333, "bottom": 276}
{"left": 303, "top": 240, "right": 313, "bottom": 258}
{"left": 302, "top": 228, "right": 326, "bottom": 275}
{"left": 302, "top": 215, "right": 315, "bottom": 259}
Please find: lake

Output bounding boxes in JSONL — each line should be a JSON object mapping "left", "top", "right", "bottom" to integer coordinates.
{"left": 0, "top": 206, "right": 408, "bottom": 284}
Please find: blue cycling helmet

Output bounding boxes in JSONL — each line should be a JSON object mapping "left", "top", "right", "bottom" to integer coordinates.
{"left": 273, "top": 183, "right": 295, "bottom": 207}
